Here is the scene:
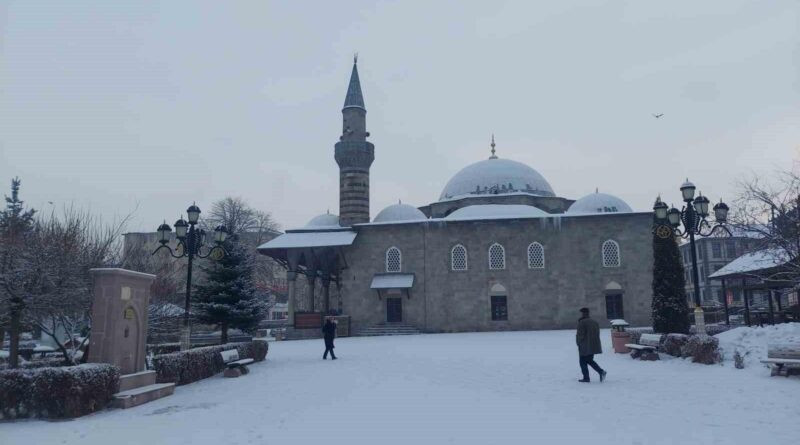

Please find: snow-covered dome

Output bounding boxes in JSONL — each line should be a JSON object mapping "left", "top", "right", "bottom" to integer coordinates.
{"left": 373, "top": 203, "right": 427, "bottom": 223}
{"left": 566, "top": 192, "right": 633, "bottom": 214}
{"left": 445, "top": 204, "right": 549, "bottom": 221}
{"left": 304, "top": 213, "right": 341, "bottom": 228}
{"left": 439, "top": 158, "right": 555, "bottom": 201}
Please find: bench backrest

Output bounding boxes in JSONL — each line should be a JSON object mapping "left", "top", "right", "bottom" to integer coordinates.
{"left": 639, "top": 333, "right": 662, "bottom": 347}
{"left": 767, "top": 344, "right": 800, "bottom": 360}
{"left": 220, "top": 349, "right": 240, "bottom": 363}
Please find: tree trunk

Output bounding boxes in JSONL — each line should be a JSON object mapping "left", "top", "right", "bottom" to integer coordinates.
{"left": 221, "top": 322, "right": 228, "bottom": 345}
{"left": 9, "top": 308, "right": 21, "bottom": 368}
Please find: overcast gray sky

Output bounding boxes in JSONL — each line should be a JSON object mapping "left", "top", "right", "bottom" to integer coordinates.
{"left": 1, "top": 1, "right": 798, "bottom": 232}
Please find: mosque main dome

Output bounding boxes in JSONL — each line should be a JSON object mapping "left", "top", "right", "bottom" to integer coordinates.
{"left": 439, "top": 157, "right": 556, "bottom": 201}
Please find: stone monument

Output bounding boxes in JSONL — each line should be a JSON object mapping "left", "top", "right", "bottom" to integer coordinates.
{"left": 88, "top": 268, "right": 155, "bottom": 374}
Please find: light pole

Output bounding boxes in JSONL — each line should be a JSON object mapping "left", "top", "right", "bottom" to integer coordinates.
{"left": 653, "top": 180, "right": 730, "bottom": 334}
{"left": 153, "top": 203, "right": 228, "bottom": 350}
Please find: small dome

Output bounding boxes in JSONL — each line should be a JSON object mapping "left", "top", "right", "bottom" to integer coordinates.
{"left": 304, "top": 213, "right": 340, "bottom": 228}
{"left": 440, "top": 158, "right": 555, "bottom": 201}
{"left": 445, "top": 204, "right": 549, "bottom": 221}
{"left": 373, "top": 203, "right": 427, "bottom": 223}
{"left": 567, "top": 192, "right": 633, "bottom": 214}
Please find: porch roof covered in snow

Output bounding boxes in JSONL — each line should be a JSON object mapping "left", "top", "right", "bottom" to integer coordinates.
{"left": 370, "top": 273, "right": 415, "bottom": 289}
{"left": 370, "top": 273, "right": 415, "bottom": 299}
{"left": 257, "top": 230, "right": 356, "bottom": 251}
{"left": 256, "top": 229, "right": 357, "bottom": 281}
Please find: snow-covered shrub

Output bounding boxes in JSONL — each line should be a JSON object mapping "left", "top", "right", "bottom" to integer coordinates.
{"left": 0, "top": 363, "right": 119, "bottom": 420}
{"left": 238, "top": 340, "right": 268, "bottom": 362}
{"left": 681, "top": 335, "right": 722, "bottom": 365}
{"left": 153, "top": 341, "right": 268, "bottom": 386}
{"left": 662, "top": 333, "right": 689, "bottom": 357}
{"left": 691, "top": 325, "right": 732, "bottom": 336}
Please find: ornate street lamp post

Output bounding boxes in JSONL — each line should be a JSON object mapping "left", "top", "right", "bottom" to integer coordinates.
{"left": 153, "top": 203, "right": 228, "bottom": 350}
{"left": 653, "top": 180, "right": 730, "bottom": 334}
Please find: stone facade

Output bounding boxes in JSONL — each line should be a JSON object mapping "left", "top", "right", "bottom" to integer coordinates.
{"left": 341, "top": 212, "right": 653, "bottom": 333}
{"left": 257, "top": 60, "right": 657, "bottom": 336}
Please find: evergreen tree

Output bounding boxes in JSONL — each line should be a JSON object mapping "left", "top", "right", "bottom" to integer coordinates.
{"left": 651, "top": 216, "right": 690, "bottom": 334}
{"left": 0, "top": 178, "right": 37, "bottom": 367}
{"left": 193, "top": 236, "right": 265, "bottom": 343}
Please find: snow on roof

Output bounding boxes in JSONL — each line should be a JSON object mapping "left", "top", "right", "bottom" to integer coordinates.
{"left": 709, "top": 248, "right": 791, "bottom": 278}
{"left": 370, "top": 273, "right": 415, "bottom": 289}
{"left": 439, "top": 158, "right": 555, "bottom": 201}
{"left": 373, "top": 203, "right": 426, "bottom": 223}
{"left": 257, "top": 231, "right": 357, "bottom": 250}
{"left": 445, "top": 204, "right": 549, "bottom": 221}
{"left": 304, "top": 213, "right": 341, "bottom": 229}
{"left": 566, "top": 192, "right": 633, "bottom": 214}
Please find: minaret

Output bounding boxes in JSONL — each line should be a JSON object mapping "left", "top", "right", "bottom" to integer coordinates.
{"left": 334, "top": 55, "right": 374, "bottom": 226}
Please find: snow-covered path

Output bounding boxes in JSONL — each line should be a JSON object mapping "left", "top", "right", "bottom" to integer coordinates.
{"left": 2, "top": 329, "right": 798, "bottom": 445}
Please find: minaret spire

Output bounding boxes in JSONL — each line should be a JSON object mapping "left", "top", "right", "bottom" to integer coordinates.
{"left": 335, "top": 56, "right": 375, "bottom": 226}
{"left": 489, "top": 134, "right": 498, "bottom": 159}
{"left": 343, "top": 55, "right": 365, "bottom": 110}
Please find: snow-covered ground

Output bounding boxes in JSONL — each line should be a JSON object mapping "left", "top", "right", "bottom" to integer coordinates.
{"left": 2, "top": 328, "right": 798, "bottom": 445}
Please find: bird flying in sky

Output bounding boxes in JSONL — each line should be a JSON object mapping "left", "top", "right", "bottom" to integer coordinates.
{"left": 652, "top": 113, "right": 664, "bottom": 119}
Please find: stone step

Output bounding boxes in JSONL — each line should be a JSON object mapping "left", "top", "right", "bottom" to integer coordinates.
{"left": 118, "top": 370, "right": 157, "bottom": 392}
{"left": 113, "top": 383, "right": 175, "bottom": 409}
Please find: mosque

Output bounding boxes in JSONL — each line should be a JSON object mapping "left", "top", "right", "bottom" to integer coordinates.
{"left": 258, "top": 60, "right": 654, "bottom": 335}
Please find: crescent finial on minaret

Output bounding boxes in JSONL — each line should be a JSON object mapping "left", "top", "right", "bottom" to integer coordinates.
{"left": 354, "top": 52, "right": 358, "bottom": 64}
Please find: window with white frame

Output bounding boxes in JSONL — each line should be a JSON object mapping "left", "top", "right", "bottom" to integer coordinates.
{"left": 451, "top": 244, "right": 467, "bottom": 271}
{"left": 602, "top": 240, "right": 620, "bottom": 267}
{"left": 488, "top": 243, "right": 505, "bottom": 270}
{"left": 527, "top": 242, "right": 545, "bottom": 269}
{"left": 386, "top": 246, "right": 401, "bottom": 272}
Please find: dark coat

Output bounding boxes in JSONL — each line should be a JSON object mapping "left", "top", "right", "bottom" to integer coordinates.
{"left": 576, "top": 316, "right": 602, "bottom": 356}
{"left": 322, "top": 321, "right": 336, "bottom": 348}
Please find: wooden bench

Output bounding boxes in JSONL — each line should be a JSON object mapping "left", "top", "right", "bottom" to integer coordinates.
{"left": 760, "top": 344, "right": 800, "bottom": 377}
{"left": 625, "top": 333, "right": 662, "bottom": 360}
{"left": 220, "top": 349, "right": 254, "bottom": 378}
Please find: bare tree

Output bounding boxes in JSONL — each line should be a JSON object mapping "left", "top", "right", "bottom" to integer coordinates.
{"left": 203, "top": 196, "right": 280, "bottom": 240}
{"left": 732, "top": 163, "right": 799, "bottom": 285}
{"left": 23, "top": 206, "right": 130, "bottom": 365}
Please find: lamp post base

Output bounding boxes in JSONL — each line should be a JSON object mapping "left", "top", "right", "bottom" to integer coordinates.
{"left": 180, "top": 326, "right": 191, "bottom": 351}
{"left": 694, "top": 306, "right": 706, "bottom": 335}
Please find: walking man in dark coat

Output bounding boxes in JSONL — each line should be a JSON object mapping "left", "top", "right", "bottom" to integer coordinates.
{"left": 322, "top": 318, "right": 337, "bottom": 360}
{"left": 576, "top": 307, "right": 606, "bottom": 382}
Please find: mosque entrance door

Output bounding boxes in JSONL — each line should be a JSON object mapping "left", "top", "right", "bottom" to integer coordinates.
{"left": 386, "top": 297, "right": 402, "bottom": 323}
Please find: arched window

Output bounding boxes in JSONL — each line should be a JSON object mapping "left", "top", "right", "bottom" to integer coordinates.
{"left": 527, "top": 242, "right": 545, "bottom": 269}
{"left": 451, "top": 244, "right": 468, "bottom": 271}
{"left": 602, "top": 240, "right": 620, "bottom": 267}
{"left": 386, "top": 246, "right": 401, "bottom": 272}
{"left": 488, "top": 243, "right": 505, "bottom": 270}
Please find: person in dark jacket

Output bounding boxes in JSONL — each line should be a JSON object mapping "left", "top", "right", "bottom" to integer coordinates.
{"left": 576, "top": 307, "right": 606, "bottom": 382}
{"left": 322, "top": 318, "right": 337, "bottom": 360}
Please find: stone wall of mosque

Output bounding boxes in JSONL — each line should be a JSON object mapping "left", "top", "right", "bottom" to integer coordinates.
{"left": 340, "top": 212, "right": 654, "bottom": 333}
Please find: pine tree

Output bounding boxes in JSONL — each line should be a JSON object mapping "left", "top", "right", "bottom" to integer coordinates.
{"left": 193, "top": 236, "right": 265, "bottom": 344}
{"left": 0, "top": 178, "right": 37, "bottom": 367}
{"left": 651, "top": 217, "right": 690, "bottom": 334}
